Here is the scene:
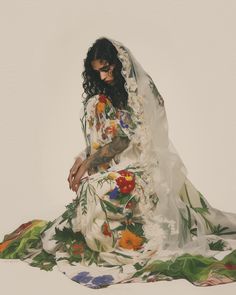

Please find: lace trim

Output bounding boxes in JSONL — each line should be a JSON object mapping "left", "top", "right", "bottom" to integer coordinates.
{"left": 111, "top": 40, "right": 150, "bottom": 166}
{"left": 111, "top": 40, "right": 138, "bottom": 95}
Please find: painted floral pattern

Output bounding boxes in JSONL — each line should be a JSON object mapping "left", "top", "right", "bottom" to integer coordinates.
{"left": 1, "top": 93, "right": 236, "bottom": 289}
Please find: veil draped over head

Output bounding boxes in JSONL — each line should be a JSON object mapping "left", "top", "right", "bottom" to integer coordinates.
{"left": 106, "top": 37, "right": 194, "bottom": 255}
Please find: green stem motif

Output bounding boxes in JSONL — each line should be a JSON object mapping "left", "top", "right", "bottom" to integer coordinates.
{"left": 184, "top": 183, "right": 193, "bottom": 208}
{"left": 80, "top": 107, "right": 90, "bottom": 149}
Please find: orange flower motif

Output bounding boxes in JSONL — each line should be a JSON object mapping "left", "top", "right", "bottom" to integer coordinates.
{"left": 118, "top": 229, "right": 144, "bottom": 250}
{"left": 0, "top": 220, "right": 45, "bottom": 253}
{"left": 96, "top": 102, "right": 105, "bottom": 113}
{"left": 111, "top": 125, "right": 117, "bottom": 135}
{"left": 0, "top": 240, "right": 13, "bottom": 253}
{"left": 105, "top": 125, "right": 117, "bottom": 137}
{"left": 104, "top": 126, "right": 113, "bottom": 134}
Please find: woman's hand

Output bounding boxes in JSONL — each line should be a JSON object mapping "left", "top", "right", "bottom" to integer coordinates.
{"left": 68, "top": 136, "right": 130, "bottom": 192}
{"left": 67, "top": 156, "right": 84, "bottom": 191}
{"left": 70, "top": 160, "right": 89, "bottom": 192}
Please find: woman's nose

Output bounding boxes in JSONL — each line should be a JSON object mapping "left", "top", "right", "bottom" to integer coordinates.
{"left": 100, "top": 72, "right": 107, "bottom": 81}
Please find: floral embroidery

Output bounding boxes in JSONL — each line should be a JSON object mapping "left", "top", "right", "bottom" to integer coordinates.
{"left": 118, "top": 229, "right": 144, "bottom": 250}
{"left": 2, "top": 87, "right": 236, "bottom": 290}
{"left": 115, "top": 170, "right": 135, "bottom": 194}
{"left": 102, "top": 222, "right": 112, "bottom": 237}
{"left": 71, "top": 242, "right": 84, "bottom": 256}
{"left": 92, "top": 142, "right": 100, "bottom": 150}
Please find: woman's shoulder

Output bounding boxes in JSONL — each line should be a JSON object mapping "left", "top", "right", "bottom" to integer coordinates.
{"left": 83, "top": 94, "right": 99, "bottom": 111}
{"left": 85, "top": 93, "right": 99, "bottom": 104}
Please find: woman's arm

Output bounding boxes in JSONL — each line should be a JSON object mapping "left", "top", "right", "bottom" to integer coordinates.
{"left": 69, "top": 135, "right": 130, "bottom": 191}
{"left": 74, "top": 145, "right": 91, "bottom": 161}
{"left": 86, "top": 136, "right": 130, "bottom": 170}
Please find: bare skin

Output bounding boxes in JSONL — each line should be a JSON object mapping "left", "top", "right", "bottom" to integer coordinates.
{"left": 91, "top": 59, "right": 116, "bottom": 85}
{"left": 67, "top": 58, "right": 129, "bottom": 192}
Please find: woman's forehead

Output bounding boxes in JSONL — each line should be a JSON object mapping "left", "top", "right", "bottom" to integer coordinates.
{"left": 91, "top": 59, "right": 108, "bottom": 70}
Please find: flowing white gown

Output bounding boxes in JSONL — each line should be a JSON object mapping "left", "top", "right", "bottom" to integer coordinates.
{"left": 1, "top": 92, "right": 236, "bottom": 288}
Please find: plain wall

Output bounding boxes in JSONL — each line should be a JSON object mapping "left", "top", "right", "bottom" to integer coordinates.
{"left": 0, "top": 0, "right": 235, "bottom": 294}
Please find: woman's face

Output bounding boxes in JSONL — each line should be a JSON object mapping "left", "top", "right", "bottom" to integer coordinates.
{"left": 91, "top": 59, "right": 116, "bottom": 85}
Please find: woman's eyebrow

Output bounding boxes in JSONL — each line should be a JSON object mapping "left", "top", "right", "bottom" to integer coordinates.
{"left": 94, "top": 64, "right": 109, "bottom": 72}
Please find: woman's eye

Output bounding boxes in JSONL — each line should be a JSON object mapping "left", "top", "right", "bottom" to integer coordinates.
{"left": 101, "top": 66, "right": 110, "bottom": 72}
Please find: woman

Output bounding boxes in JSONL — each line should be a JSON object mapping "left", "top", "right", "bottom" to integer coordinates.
{"left": 1, "top": 37, "right": 236, "bottom": 289}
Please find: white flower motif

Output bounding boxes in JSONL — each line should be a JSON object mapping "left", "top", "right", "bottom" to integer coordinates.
{"left": 128, "top": 77, "right": 138, "bottom": 92}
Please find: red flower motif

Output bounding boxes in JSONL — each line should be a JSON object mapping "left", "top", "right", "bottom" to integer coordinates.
{"left": 120, "top": 180, "right": 135, "bottom": 194}
{"left": 225, "top": 264, "right": 236, "bottom": 270}
{"left": 116, "top": 176, "right": 127, "bottom": 187}
{"left": 105, "top": 125, "right": 116, "bottom": 135}
{"left": 115, "top": 170, "right": 136, "bottom": 194}
{"left": 99, "top": 94, "right": 107, "bottom": 103}
{"left": 118, "top": 169, "right": 133, "bottom": 177}
{"left": 102, "top": 222, "right": 112, "bottom": 237}
{"left": 71, "top": 242, "right": 84, "bottom": 255}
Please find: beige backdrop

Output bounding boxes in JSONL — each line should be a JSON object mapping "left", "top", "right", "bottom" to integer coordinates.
{"left": 0, "top": 0, "right": 236, "bottom": 294}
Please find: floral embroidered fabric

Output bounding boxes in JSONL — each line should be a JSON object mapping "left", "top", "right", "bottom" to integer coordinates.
{"left": 1, "top": 92, "right": 236, "bottom": 289}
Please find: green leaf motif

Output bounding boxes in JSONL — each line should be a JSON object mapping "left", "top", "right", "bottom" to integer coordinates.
{"left": 102, "top": 199, "right": 123, "bottom": 214}
{"left": 30, "top": 250, "right": 56, "bottom": 271}
{"left": 209, "top": 239, "right": 226, "bottom": 251}
{"left": 127, "top": 222, "right": 145, "bottom": 238}
{"left": 211, "top": 224, "right": 236, "bottom": 236}
{"left": 53, "top": 227, "right": 85, "bottom": 244}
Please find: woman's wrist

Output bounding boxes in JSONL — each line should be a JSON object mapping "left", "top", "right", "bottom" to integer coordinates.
{"left": 74, "top": 147, "right": 88, "bottom": 161}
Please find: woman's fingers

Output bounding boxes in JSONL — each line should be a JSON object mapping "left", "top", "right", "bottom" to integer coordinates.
{"left": 71, "top": 164, "right": 87, "bottom": 192}
{"left": 68, "top": 157, "right": 83, "bottom": 189}
{"left": 71, "top": 171, "right": 82, "bottom": 191}
{"left": 68, "top": 169, "right": 76, "bottom": 189}
{"left": 72, "top": 157, "right": 83, "bottom": 172}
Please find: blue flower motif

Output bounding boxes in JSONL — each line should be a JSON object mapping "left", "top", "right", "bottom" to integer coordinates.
{"left": 108, "top": 186, "right": 119, "bottom": 199}
{"left": 72, "top": 271, "right": 93, "bottom": 283}
{"left": 91, "top": 275, "right": 114, "bottom": 287}
{"left": 120, "top": 119, "right": 129, "bottom": 128}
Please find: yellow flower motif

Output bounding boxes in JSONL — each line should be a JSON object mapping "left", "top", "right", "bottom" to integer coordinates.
{"left": 107, "top": 172, "right": 118, "bottom": 180}
{"left": 92, "top": 142, "right": 100, "bottom": 150}
{"left": 125, "top": 175, "right": 133, "bottom": 181}
{"left": 110, "top": 120, "right": 116, "bottom": 127}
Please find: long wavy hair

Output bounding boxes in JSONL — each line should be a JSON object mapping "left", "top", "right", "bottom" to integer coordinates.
{"left": 81, "top": 37, "right": 128, "bottom": 109}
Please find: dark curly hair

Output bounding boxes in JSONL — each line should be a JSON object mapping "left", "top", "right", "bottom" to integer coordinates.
{"left": 81, "top": 37, "right": 128, "bottom": 109}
